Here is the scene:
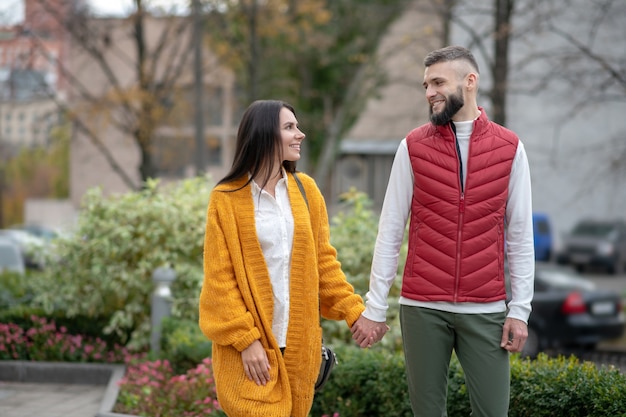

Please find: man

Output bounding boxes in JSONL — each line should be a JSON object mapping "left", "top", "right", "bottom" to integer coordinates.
{"left": 351, "top": 45, "right": 534, "bottom": 417}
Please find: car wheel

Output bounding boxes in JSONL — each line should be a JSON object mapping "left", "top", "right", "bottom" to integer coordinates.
{"left": 611, "top": 256, "right": 624, "bottom": 275}
{"left": 521, "top": 327, "right": 540, "bottom": 358}
{"left": 581, "top": 343, "right": 597, "bottom": 351}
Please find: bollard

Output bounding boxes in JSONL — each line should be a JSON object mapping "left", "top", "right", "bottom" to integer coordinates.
{"left": 150, "top": 267, "right": 176, "bottom": 354}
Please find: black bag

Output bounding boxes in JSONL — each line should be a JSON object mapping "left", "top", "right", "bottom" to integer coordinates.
{"left": 315, "top": 344, "right": 338, "bottom": 391}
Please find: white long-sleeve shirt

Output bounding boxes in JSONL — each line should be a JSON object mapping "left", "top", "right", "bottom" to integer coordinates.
{"left": 363, "top": 119, "right": 535, "bottom": 324}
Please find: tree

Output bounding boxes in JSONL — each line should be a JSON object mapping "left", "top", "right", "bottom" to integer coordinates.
{"left": 423, "top": 0, "right": 517, "bottom": 126}
{"left": 203, "top": 0, "right": 333, "bottom": 105}
{"left": 523, "top": 0, "right": 626, "bottom": 192}
{"left": 441, "top": 0, "right": 626, "bottom": 217}
{"left": 205, "top": 0, "right": 412, "bottom": 192}
{"left": 439, "top": 0, "right": 624, "bottom": 135}
{"left": 31, "top": 0, "right": 199, "bottom": 190}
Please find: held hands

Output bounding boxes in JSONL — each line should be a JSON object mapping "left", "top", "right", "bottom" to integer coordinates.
{"left": 242, "top": 340, "right": 271, "bottom": 386}
{"left": 500, "top": 317, "right": 528, "bottom": 353}
{"left": 351, "top": 315, "right": 390, "bottom": 348}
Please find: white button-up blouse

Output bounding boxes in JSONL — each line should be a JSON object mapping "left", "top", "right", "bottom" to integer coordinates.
{"left": 251, "top": 174, "right": 294, "bottom": 348}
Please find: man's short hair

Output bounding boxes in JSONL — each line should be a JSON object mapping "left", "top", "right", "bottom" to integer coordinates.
{"left": 424, "top": 46, "right": 480, "bottom": 75}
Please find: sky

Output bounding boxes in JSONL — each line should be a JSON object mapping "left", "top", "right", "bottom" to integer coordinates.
{"left": 0, "top": 0, "right": 188, "bottom": 25}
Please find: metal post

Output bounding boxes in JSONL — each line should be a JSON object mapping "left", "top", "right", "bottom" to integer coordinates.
{"left": 150, "top": 267, "right": 176, "bottom": 354}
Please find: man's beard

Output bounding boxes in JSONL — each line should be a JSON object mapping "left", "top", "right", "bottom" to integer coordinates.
{"left": 429, "top": 87, "right": 464, "bottom": 126}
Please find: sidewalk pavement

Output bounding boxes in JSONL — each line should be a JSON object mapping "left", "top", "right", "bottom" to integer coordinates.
{"left": 0, "top": 381, "right": 106, "bottom": 417}
{"left": 0, "top": 361, "right": 128, "bottom": 417}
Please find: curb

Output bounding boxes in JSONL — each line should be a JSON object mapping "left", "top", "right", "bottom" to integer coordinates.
{"left": 0, "top": 360, "right": 135, "bottom": 417}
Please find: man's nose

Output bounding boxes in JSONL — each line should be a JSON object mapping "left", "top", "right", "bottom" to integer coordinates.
{"left": 425, "top": 85, "right": 437, "bottom": 99}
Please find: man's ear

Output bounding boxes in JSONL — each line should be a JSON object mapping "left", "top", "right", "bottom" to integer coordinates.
{"left": 466, "top": 72, "right": 479, "bottom": 92}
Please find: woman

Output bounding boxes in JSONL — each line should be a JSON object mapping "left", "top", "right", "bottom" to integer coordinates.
{"left": 199, "top": 100, "right": 366, "bottom": 417}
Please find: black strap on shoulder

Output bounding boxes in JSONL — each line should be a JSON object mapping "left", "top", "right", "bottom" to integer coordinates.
{"left": 293, "top": 172, "right": 309, "bottom": 211}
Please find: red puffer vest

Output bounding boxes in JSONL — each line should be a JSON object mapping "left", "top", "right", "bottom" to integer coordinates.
{"left": 402, "top": 109, "right": 518, "bottom": 303}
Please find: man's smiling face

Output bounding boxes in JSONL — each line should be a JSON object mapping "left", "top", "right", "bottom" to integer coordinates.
{"left": 423, "top": 61, "right": 466, "bottom": 126}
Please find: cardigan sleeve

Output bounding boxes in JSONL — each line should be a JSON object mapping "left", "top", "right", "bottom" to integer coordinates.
{"left": 300, "top": 175, "right": 365, "bottom": 327}
{"left": 198, "top": 191, "right": 261, "bottom": 351}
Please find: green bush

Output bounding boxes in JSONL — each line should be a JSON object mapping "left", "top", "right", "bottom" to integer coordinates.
{"left": 29, "top": 177, "right": 212, "bottom": 350}
{"left": 0, "top": 271, "right": 34, "bottom": 308}
{"left": 312, "top": 349, "right": 626, "bottom": 417}
{"left": 311, "top": 344, "right": 413, "bottom": 417}
{"left": 509, "top": 354, "right": 626, "bottom": 417}
{"left": 324, "top": 189, "right": 405, "bottom": 352}
{"left": 160, "top": 316, "right": 212, "bottom": 375}
{"left": 330, "top": 189, "right": 381, "bottom": 295}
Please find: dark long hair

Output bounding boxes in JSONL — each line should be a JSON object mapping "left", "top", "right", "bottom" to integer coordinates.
{"left": 218, "top": 100, "right": 298, "bottom": 189}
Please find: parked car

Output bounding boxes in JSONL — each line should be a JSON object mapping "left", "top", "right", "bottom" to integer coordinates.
{"left": 0, "top": 236, "right": 25, "bottom": 275}
{"left": 508, "top": 262, "right": 625, "bottom": 358}
{"left": 556, "top": 219, "right": 626, "bottom": 274}
{"left": 532, "top": 212, "right": 553, "bottom": 261}
{"left": 0, "top": 229, "right": 46, "bottom": 270}
{"left": 9, "top": 223, "right": 60, "bottom": 242}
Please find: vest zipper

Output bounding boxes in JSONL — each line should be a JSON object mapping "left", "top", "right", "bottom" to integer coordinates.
{"left": 455, "top": 193, "right": 465, "bottom": 302}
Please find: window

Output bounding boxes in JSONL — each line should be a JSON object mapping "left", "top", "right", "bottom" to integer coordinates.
{"left": 153, "top": 133, "right": 222, "bottom": 177}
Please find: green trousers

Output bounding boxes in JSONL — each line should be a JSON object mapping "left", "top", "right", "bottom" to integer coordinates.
{"left": 400, "top": 305, "right": 510, "bottom": 417}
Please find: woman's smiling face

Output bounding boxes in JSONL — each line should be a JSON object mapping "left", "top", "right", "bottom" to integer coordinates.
{"left": 278, "top": 107, "right": 305, "bottom": 163}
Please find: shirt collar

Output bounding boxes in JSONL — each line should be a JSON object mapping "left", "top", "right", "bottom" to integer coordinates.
{"left": 249, "top": 168, "right": 288, "bottom": 197}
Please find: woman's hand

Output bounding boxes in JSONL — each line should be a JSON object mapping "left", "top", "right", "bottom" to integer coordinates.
{"left": 241, "top": 340, "right": 271, "bottom": 385}
{"left": 351, "top": 315, "right": 390, "bottom": 348}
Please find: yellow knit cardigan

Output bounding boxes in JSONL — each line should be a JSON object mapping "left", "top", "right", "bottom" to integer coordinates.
{"left": 199, "top": 172, "right": 365, "bottom": 417}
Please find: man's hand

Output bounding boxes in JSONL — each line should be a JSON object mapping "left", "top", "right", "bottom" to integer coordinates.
{"left": 500, "top": 317, "right": 528, "bottom": 353}
{"left": 351, "top": 315, "right": 390, "bottom": 348}
{"left": 241, "top": 340, "right": 270, "bottom": 385}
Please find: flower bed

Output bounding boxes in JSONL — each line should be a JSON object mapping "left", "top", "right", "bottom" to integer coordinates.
{"left": 113, "top": 358, "right": 224, "bottom": 417}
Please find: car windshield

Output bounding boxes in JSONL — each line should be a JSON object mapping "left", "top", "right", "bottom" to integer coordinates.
{"left": 571, "top": 222, "right": 618, "bottom": 237}
{"left": 537, "top": 265, "right": 596, "bottom": 291}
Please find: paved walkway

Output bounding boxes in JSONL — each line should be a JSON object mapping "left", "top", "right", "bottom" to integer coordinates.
{"left": 0, "top": 381, "right": 107, "bottom": 417}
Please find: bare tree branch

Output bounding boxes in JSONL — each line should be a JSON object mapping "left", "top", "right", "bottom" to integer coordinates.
{"left": 30, "top": 0, "right": 198, "bottom": 186}
{"left": 547, "top": 24, "right": 626, "bottom": 93}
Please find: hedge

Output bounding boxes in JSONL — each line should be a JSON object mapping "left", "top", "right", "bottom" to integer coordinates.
{"left": 311, "top": 345, "right": 626, "bottom": 417}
